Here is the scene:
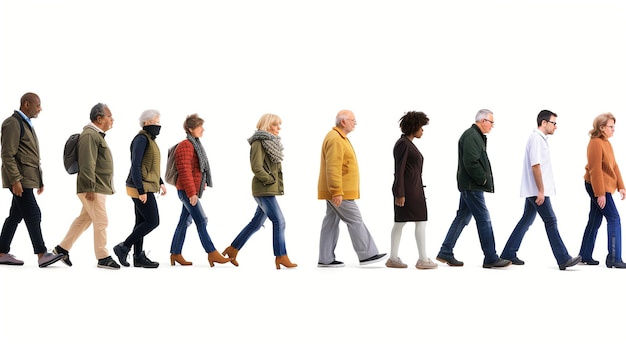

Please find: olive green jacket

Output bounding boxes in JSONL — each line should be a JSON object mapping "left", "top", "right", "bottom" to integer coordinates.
{"left": 77, "top": 124, "right": 115, "bottom": 194}
{"left": 1, "top": 112, "right": 43, "bottom": 189}
{"left": 250, "top": 140, "right": 283, "bottom": 196}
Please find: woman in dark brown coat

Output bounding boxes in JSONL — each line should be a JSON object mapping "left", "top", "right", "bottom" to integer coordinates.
{"left": 386, "top": 111, "right": 437, "bottom": 269}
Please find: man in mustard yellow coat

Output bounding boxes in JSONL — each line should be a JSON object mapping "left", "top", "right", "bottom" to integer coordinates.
{"left": 317, "top": 110, "right": 387, "bottom": 267}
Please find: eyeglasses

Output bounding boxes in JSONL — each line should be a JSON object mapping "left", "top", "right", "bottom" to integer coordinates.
{"left": 547, "top": 121, "right": 557, "bottom": 126}
{"left": 483, "top": 119, "right": 495, "bottom": 126}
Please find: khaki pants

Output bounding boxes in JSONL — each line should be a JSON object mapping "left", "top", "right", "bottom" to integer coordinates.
{"left": 59, "top": 193, "right": 109, "bottom": 260}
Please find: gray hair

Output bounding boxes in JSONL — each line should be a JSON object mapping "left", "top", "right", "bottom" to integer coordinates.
{"left": 139, "top": 109, "right": 160, "bottom": 127}
{"left": 475, "top": 109, "right": 493, "bottom": 122}
{"left": 90, "top": 103, "right": 108, "bottom": 122}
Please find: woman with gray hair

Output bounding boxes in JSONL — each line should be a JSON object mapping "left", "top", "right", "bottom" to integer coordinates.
{"left": 113, "top": 109, "right": 166, "bottom": 268}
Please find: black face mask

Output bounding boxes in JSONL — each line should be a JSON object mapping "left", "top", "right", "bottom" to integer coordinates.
{"left": 143, "top": 125, "right": 161, "bottom": 137}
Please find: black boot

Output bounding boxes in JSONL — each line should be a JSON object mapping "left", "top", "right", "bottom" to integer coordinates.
{"left": 113, "top": 242, "right": 131, "bottom": 267}
{"left": 134, "top": 251, "right": 159, "bottom": 268}
{"left": 606, "top": 237, "right": 626, "bottom": 268}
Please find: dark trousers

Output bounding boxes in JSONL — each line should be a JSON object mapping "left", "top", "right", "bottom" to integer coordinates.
{"left": 0, "top": 188, "right": 47, "bottom": 254}
{"left": 123, "top": 193, "right": 160, "bottom": 254}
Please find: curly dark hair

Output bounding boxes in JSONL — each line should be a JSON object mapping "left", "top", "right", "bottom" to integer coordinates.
{"left": 399, "top": 111, "right": 429, "bottom": 135}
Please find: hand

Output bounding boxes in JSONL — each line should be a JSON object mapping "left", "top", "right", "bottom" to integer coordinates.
{"left": 395, "top": 197, "right": 405, "bottom": 207}
{"left": 37, "top": 186, "right": 44, "bottom": 195}
{"left": 11, "top": 182, "right": 23, "bottom": 197}
{"left": 332, "top": 195, "right": 342, "bottom": 207}
{"left": 597, "top": 195, "right": 606, "bottom": 209}
{"left": 139, "top": 194, "right": 147, "bottom": 204}
{"left": 85, "top": 192, "right": 95, "bottom": 201}
{"left": 620, "top": 189, "right": 626, "bottom": 200}
{"left": 160, "top": 184, "right": 167, "bottom": 196}
{"left": 535, "top": 192, "right": 545, "bottom": 206}
{"left": 190, "top": 195, "right": 199, "bottom": 206}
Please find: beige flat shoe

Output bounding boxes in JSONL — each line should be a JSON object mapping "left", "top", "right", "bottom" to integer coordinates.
{"left": 385, "top": 257, "right": 408, "bottom": 268}
{"left": 416, "top": 258, "right": 438, "bottom": 269}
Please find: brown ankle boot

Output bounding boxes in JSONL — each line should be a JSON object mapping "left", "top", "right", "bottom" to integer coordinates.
{"left": 222, "top": 246, "right": 240, "bottom": 266}
{"left": 275, "top": 255, "right": 297, "bottom": 269}
{"left": 170, "top": 254, "right": 192, "bottom": 266}
{"left": 208, "top": 250, "right": 232, "bottom": 267}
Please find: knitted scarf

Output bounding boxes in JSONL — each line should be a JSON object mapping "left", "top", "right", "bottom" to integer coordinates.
{"left": 247, "top": 130, "right": 284, "bottom": 163}
{"left": 186, "top": 134, "right": 212, "bottom": 198}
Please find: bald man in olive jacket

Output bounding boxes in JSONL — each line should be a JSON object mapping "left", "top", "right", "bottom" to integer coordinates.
{"left": 0, "top": 92, "right": 63, "bottom": 267}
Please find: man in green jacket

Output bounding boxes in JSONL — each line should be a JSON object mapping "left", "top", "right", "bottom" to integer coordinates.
{"left": 436, "top": 109, "right": 511, "bottom": 269}
{"left": 53, "top": 103, "right": 120, "bottom": 269}
{"left": 0, "top": 92, "right": 63, "bottom": 267}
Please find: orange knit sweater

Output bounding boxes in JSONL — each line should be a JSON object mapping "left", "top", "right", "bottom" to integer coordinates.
{"left": 584, "top": 136, "right": 625, "bottom": 196}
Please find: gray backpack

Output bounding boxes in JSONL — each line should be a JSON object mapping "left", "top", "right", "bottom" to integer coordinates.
{"left": 63, "top": 133, "right": 80, "bottom": 174}
{"left": 164, "top": 142, "right": 180, "bottom": 185}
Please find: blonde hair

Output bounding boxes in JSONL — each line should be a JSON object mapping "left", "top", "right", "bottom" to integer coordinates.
{"left": 256, "top": 113, "right": 281, "bottom": 132}
{"left": 589, "top": 112, "right": 616, "bottom": 138}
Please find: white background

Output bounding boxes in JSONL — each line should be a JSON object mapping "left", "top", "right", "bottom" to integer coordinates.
{"left": 1, "top": 0, "right": 625, "bottom": 350}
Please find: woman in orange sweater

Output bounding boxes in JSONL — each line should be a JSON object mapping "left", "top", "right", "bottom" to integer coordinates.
{"left": 579, "top": 112, "right": 626, "bottom": 268}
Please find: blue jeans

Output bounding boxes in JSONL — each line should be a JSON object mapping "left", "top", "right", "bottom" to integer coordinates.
{"left": 438, "top": 190, "right": 499, "bottom": 264}
{"left": 501, "top": 196, "right": 571, "bottom": 265}
{"left": 579, "top": 182, "right": 622, "bottom": 261}
{"left": 170, "top": 190, "right": 217, "bottom": 254}
{"left": 231, "top": 196, "right": 287, "bottom": 256}
{"left": 0, "top": 188, "right": 47, "bottom": 254}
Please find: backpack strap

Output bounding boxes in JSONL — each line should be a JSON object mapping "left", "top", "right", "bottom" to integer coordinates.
{"left": 12, "top": 114, "right": 25, "bottom": 138}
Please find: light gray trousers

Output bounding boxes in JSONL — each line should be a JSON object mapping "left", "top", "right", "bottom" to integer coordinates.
{"left": 318, "top": 200, "right": 379, "bottom": 264}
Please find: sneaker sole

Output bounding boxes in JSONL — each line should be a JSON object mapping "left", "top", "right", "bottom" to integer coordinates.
{"left": 0, "top": 261, "right": 25, "bottom": 266}
{"left": 359, "top": 254, "right": 388, "bottom": 266}
{"left": 317, "top": 263, "right": 345, "bottom": 268}
{"left": 97, "top": 264, "right": 120, "bottom": 270}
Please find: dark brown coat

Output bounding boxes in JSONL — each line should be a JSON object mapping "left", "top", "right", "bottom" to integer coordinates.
{"left": 392, "top": 135, "right": 427, "bottom": 222}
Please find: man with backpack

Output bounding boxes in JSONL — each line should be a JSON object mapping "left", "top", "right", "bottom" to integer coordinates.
{"left": 53, "top": 103, "right": 121, "bottom": 269}
{"left": 0, "top": 92, "right": 64, "bottom": 267}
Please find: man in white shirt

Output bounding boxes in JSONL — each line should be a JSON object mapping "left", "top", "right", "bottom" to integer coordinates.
{"left": 500, "top": 110, "right": 581, "bottom": 270}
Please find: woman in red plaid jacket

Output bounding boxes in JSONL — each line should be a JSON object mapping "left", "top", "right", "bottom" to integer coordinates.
{"left": 168, "top": 113, "right": 232, "bottom": 267}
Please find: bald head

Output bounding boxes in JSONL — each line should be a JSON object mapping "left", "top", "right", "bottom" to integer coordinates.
{"left": 19, "top": 92, "right": 42, "bottom": 119}
{"left": 335, "top": 110, "right": 354, "bottom": 126}
{"left": 335, "top": 109, "right": 357, "bottom": 134}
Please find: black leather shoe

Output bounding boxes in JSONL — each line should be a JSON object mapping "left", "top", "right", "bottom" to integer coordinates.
{"left": 559, "top": 255, "right": 582, "bottom": 270}
{"left": 606, "top": 254, "right": 626, "bottom": 268}
{"left": 483, "top": 258, "right": 512, "bottom": 268}
{"left": 436, "top": 254, "right": 464, "bottom": 267}
{"left": 581, "top": 258, "right": 599, "bottom": 265}
{"left": 503, "top": 256, "right": 525, "bottom": 265}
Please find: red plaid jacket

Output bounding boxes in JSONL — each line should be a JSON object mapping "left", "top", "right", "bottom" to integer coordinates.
{"left": 175, "top": 139, "right": 202, "bottom": 198}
